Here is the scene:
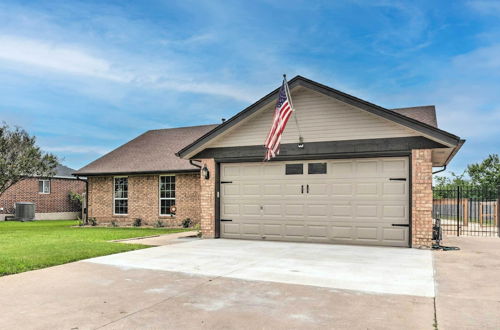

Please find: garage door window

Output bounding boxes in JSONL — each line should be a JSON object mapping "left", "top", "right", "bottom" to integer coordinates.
{"left": 285, "top": 164, "right": 303, "bottom": 175}
{"left": 308, "top": 163, "right": 327, "bottom": 174}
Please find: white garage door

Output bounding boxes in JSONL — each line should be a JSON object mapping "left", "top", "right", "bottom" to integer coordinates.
{"left": 220, "top": 157, "right": 409, "bottom": 247}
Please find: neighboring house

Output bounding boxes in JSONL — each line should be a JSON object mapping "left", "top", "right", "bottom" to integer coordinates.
{"left": 0, "top": 164, "right": 85, "bottom": 220}
{"left": 75, "top": 76, "right": 464, "bottom": 248}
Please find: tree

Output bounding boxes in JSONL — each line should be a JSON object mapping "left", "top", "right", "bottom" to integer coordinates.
{"left": 467, "top": 154, "right": 500, "bottom": 190}
{"left": 0, "top": 123, "right": 58, "bottom": 197}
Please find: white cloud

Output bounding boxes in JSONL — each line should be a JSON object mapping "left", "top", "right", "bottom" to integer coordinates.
{"left": 468, "top": 1, "right": 500, "bottom": 16}
{"left": 0, "top": 34, "right": 257, "bottom": 102}
{"left": 42, "top": 145, "right": 110, "bottom": 155}
{"left": 0, "top": 35, "right": 129, "bottom": 82}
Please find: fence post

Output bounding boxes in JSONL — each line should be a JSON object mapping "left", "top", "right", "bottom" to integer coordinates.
{"left": 457, "top": 186, "right": 461, "bottom": 236}
{"left": 497, "top": 186, "right": 500, "bottom": 238}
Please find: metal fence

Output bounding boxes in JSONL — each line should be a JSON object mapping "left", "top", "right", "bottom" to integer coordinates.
{"left": 433, "top": 186, "right": 500, "bottom": 237}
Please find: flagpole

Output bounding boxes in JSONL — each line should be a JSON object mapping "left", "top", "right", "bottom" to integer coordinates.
{"left": 283, "top": 74, "right": 303, "bottom": 146}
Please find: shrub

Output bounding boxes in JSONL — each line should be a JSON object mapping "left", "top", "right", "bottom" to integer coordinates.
{"left": 193, "top": 223, "right": 201, "bottom": 237}
{"left": 88, "top": 217, "right": 97, "bottom": 226}
{"left": 133, "top": 218, "right": 142, "bottom": 227}
{"left": 182, "top": 218, "right": 193, "bottom": 228}
{"left": 155, "top": 219, "right": 165, "bottom": 228}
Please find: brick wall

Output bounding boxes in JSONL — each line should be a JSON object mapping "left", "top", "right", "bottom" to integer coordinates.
{"left": 87, "top": 173, "right": 201, "bottom": 226}
{"left": 0, "top": 178, "right": 85, "bottom": 214}
{"left": 412, "top": 149, "right": 433, "bottom": 247}
{"left": 199, "top": 159, "right": 216, "bottom": 238}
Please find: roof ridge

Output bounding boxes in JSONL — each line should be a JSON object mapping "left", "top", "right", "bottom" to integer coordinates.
{"left": 147, "top": 124, "right": 219, "bottom": 132}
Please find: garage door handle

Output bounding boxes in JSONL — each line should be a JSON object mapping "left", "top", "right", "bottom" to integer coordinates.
{"left": 392, "top": 224, "right": 409, "bottom": 227}
{"left": 220, "top": 219, "right": 232, "bottom": 222}
{"left": 389, "top": 178, "right": 406, "bottom": 181}
{"left": 301, "top": 185, "right": 304, "bottom": 194}
{"left": 306, "top": 184, "right": 309, "bottom": 193}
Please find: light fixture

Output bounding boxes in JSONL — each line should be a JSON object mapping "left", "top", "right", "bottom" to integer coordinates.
{"left": 202, "top": 165, "right": 210, "bottom": 180}
{"left": 298, "top": 136, "right": 304, "bottom": 149}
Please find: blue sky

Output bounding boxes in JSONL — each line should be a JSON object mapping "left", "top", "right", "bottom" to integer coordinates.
{"left": 0, "top": 0, "right": 499, "bottom": 174}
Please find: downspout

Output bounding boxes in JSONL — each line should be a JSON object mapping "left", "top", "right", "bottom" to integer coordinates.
{"left": 189, "top": 160, "right": 202, "bottom": 169}
{"left": 75, "top": 176, "right": 88, "bottom": 223}
{"left": 432, "top": 165, "right": 447, "bottom": 175}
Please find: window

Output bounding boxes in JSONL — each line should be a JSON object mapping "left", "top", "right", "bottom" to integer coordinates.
{"left": 308, "top": 163, "right": 327, "bottom": 174}
{"left": 38, "top": 180, "right": 50, "bottom": 194}
{"left": 114, "top": 177, "right": 128, "bottom": 215}
{"left": 159, "top": 175, "right": 176, "bottom": 215}
{"left": 285, "top": 163, "right": 303, "bottom": 175}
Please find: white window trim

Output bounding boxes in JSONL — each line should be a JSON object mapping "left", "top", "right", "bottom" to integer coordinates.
{"left": 113, "top": 176, "right": 128, "bottom": 216}
{"left": 38, "top": 179, "right": 51, "bottom": 194}
{"left": 159, "top": 174, "right": 176, "bottom": 216}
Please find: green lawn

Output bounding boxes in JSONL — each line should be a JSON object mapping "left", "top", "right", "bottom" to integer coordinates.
{"left": 0, "top": 220, "right": 191, "bottom": 276}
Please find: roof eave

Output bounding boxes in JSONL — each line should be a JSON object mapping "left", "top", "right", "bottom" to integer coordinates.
{"left": 177, "top": 75, "right": 462, "bottom": 158}
{"left": 72, "top": 168, "right": 200, "bottom": 177}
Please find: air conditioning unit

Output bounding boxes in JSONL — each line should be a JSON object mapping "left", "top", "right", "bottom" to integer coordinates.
{"left": 15, "top": 202, "right": 35, "bottom": 221}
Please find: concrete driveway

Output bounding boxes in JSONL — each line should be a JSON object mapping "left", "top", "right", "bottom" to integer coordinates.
{"left": 87, "top": 239, "right": 435, "bottom": 297}
{"left": 0, "top": 237, "right": 497, "bottom": 329}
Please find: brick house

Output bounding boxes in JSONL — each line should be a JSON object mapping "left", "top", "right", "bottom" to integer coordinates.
{"left": 75, "top": 76, "right": 464, "bottom": 248}
{"left": 0, "top": 164, "right": 85, "bottom": 220}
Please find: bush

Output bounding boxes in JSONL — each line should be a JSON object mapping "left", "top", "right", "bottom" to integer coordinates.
{"left": 88, "top": 217, "right": 97, "bottom": 226}
{"left": 155, "top": 219, "right": 165, "bottom": 228}
{"left": 182, "top": 218, "right": 193, "bottom": 228}
{"left": 193, "top": 223, "right": 201, "bottom": 237}
{"left": 133, "top": 218, "right": 142, "bottom": 227}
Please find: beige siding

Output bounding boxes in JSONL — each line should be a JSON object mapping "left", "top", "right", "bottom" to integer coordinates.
{"left": 208, "top": 87, "right": 418, "bottom": 148}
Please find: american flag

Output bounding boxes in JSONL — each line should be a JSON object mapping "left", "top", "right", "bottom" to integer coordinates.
{"left": 264, "top": 78, "right": 294, "bottom": 160}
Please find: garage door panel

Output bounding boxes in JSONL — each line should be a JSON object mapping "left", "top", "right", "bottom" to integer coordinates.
{"left": 222, "top": 203, "right": 239, "bottom": 216}
{"left": 332, "top": 183, "right": 352, "bottom": 196}
{"left": 356, "top": 183, "right": 379, "bottom": 196}
{"left": 222, "top": 184, "right": 240, "bottom": 196}
{"left": 308, "top": 225, "right": 328, "bottom": 238}
{"left": 285, "top": 225, "right": 306, "bottom": 237}
{"left": 242, "top": 223, "right": 260, "bottom": 235}
{"left": 221, "top": 157, "right": 409, "bottom": 247}
{"left": 356, "top": 160, "right": 379, "bottom": 177}
{"left": 285, "top": 204, "right": 305, "bottom": 216}
{"left": 331, "top": 226, "right": 354, "bottom": 239}
{"left": 284, "top": 183, "right": 303, "bottom": 197}
{"left": 263, "top": 224, "right": 282, "bottom": 236}
{"left": 356, "top": 227, "right": 379, "bottom": 240}
{"left": 383, "top": 182, "right": 407, "bottom": 196}
{"left": 382, "top": 227, "right": 407, "bottom": 242}
{"left": 263, "top": 184, "right": 281, "bottom": 196}
{"left": 242, "top": 204, "right": 260, "bottom": 216}
{"left": 263, "top": 204, "right": 281, "bottom": 215}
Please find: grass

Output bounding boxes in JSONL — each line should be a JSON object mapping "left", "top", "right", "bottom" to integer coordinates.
{"left": 0, "top": 220, "right": 191, "bottom": 276}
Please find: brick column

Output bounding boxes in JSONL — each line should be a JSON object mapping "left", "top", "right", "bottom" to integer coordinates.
{"left": 412, "top": 149, "right": 433, "bottom": 247}
{"left": 199, "top": 158, "right": 216, "bottom": 238}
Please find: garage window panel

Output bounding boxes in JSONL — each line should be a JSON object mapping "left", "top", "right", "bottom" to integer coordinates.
{"left": 308, "top": 162, "right": 327, "bottom": 174}
{"left": 160, "top": 175, "right": 175, "bottom": 215}
{"left": 285, "top": 163, "right": 303, "bottom": 175}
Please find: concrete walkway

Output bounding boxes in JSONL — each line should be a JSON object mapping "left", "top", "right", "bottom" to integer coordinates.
{"left": 112, "top": 230, "right": 199, "bottom": 245}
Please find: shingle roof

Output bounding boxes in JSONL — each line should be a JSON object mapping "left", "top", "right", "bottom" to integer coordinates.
{"left": 391, "top": 105, "right": 437, "bottom": 128}
{"left": 54, "top": 164, "right": 77, "bottom": 178}
{"left": 74, "top": 124, "right": 218, "bottom": 176}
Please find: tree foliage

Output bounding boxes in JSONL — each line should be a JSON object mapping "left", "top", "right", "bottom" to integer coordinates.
{"left": 467, "top": 154, "right": 500, "bottom": 190}
{"left": 0, "top": 123, "right": 58, "bottom": 196}
{"left": 434, "top": 154, "right": 500, "bottom": 193}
